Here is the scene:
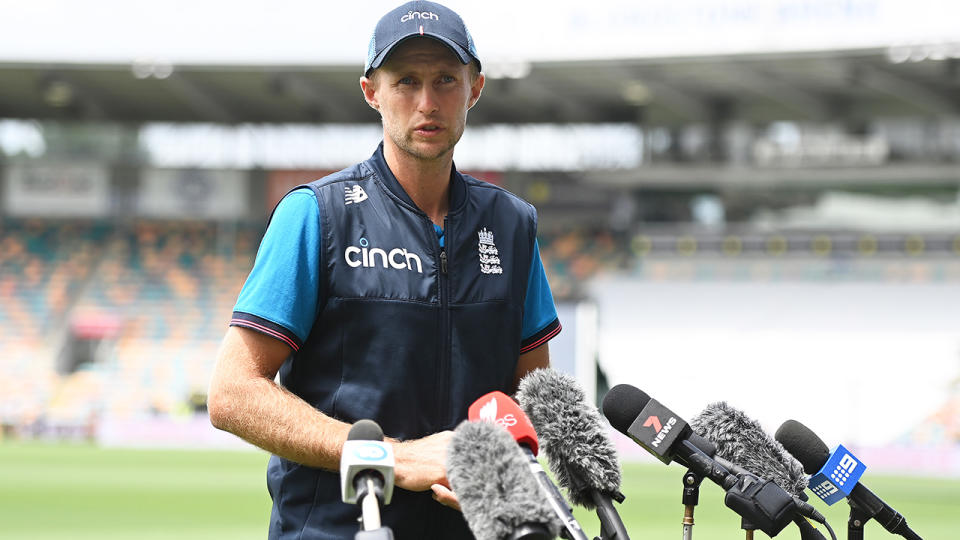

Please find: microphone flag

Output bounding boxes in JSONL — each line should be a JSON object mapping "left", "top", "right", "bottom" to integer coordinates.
{"left": 626, "top": 397, "right": 691, "bottom": 465}
{"left": 808, "top": 444, "right": 865, "bottom": 505}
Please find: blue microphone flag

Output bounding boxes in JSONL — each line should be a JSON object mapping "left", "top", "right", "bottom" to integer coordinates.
{"left": 808, "top": 444, "right": 865, "bottom": 505}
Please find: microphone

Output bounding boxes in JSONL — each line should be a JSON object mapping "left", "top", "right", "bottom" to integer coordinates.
{"left": 601, "top": 383, "right": 722, "bottom": 472}
{"left": 447, "top": 419, "right": 560, "bottom": 540}
{"left": 601, "top": 384, "right": 801, "bottom": 537}
{"left": 516, "top": 369, "right": 631, "bottom": 540}
{"left": 691, "top": 402, "right": 831, "bottom": 540}
{"left": 468, "top": 391, "right": 589, "bottom": 540}
{"left": 776, "top": 420, "right": 923, "bottom": 540}
{"left": 340, "top": 419, "right": 395, "bottom": 538}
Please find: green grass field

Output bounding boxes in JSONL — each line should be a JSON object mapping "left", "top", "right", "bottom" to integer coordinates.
{"left": 1, "top": 442, "right": 957, "bottom": 539}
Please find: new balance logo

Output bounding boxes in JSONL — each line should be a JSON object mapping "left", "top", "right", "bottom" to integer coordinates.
{"left": 344, "top": 185, "right": 368, "bottom": 205}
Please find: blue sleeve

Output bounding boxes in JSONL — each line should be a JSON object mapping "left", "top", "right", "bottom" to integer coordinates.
{"left": 520, "top": 239, "right": 561, "bottom": 353}
{"left": 230, "top": 188, "right": 321, "bottom": 351}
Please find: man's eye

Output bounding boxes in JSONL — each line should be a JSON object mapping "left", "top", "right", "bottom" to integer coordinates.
{"left": 440, "top": 75, "right": 456, "bottom": 83}
{"left": 398, "top": 77, "right": 414, "bottom": 85}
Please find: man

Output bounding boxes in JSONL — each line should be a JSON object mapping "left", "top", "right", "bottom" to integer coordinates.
{"left": 207, "top": 1, "right": 561, "bottom": 538}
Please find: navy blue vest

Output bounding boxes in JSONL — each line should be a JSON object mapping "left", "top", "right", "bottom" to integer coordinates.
{"left": 267, "top": 145, "right": 538, "bottom": 539}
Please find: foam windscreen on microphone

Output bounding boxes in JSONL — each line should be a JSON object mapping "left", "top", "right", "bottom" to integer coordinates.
{"left": 517, "top": 369, "right": 622, "bottom": 509}
{"left": 691, "top": 402, "right": 808, "bottom": 497}
{"left": 447, "top": 420, "right": 561, "bottom": 540}
{"left": 775, "top": 420, "right": 832, "bottom": 475}
{"left": 348, "top": 419, "right": 384, "bottom": 441}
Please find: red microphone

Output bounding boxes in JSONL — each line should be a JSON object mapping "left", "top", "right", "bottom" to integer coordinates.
{"left": 467, "top": 391, "right": 539, "bottom": 455}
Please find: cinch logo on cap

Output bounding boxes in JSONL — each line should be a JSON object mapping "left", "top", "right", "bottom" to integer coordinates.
{"left": 401, "top": 11, "right": 439, "bottom": 22}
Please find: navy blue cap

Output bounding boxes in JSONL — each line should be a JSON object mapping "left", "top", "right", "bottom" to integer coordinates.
{"left": 364, "top": 1, "right": 480, "bottom": 76}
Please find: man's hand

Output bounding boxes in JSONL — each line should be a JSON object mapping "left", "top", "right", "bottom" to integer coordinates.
{"left": 430, "top": 483, "right": 461, "bottom": 511}
{"left": 392, "top": 430, "right": 454, "bottom": 492}
{"left": 393, "top": 431, "right": 462, "bottom": 510}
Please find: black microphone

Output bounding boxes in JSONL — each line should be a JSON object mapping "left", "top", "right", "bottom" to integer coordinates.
{"left": 776, "top": 420, "right": 923, "bottom": 540}
{"left": 517, "top": 368, "right": 631, "bottom": 540}
{"left": 602, "top": 383, "right": 724, "bottom": 473}
{"left": 447, "top": 420, "right": 560, "bottom": 540}
{"left": 692, "top": 402, "right": 831, "bottom": 540}
{"left": 602, "top": 384, "right": 800, "bottom": 537}
{"left": 340, "top": 419, "right": 395, "bottom": 539}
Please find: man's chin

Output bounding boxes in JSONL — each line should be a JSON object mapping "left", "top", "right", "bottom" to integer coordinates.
{"left": 403, "top": 141, "right": 456, "bottom": 162}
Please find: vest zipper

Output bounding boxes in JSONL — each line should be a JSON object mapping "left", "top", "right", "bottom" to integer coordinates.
{"left": 437, "top": 218, "right": 452, "bottom": 428}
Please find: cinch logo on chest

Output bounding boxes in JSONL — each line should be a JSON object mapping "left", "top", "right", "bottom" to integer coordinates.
{"left": 344, "top": 237, "right": 423, "bottom": 273}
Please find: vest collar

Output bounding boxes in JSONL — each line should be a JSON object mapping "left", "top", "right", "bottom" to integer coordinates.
{"left": 367, "top": 142, "right": 467, "bottom": 215}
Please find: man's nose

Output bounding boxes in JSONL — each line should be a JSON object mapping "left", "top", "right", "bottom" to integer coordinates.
{"left": 416, "top": 86, "right": 440, "bottom": 114}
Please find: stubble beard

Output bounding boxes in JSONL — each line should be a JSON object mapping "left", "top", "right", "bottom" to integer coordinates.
{"left": 384, "top": 117, "right": 465, "bottom": 163}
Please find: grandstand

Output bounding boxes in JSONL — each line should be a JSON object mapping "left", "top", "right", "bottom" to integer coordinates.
{"left": 0, "top": 0, "right": 959, "bottom": 463}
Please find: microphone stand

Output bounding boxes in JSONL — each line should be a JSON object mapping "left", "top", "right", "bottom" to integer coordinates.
{"left": 848, "top": 506, "right": 869, "bottom": 540}
{"left": 589, "top": 490, "right": 630, "bottom": 540}
{"left": 741, "top": 516, "right": 757, "bottom": 540}
{"left": 355, "top": 477, "right": 395, "bottom": 540}
{"left": 846, "top": 487, "right": 922, "bottom": 540}
{"left": 509, "top": 523, "right": 553, "bottom": 540}
{"left": 681, "top": 470, "right": 703, "bottom": 540}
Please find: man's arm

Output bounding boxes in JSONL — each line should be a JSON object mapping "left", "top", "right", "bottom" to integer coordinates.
{"left": 207, "top": 326, "right": 451, "bottom": 492}
{"left": 512, "top": 342, "right": 550, "bottom": 393}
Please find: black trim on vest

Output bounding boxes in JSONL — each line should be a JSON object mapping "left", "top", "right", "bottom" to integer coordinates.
{"left": 230, "top": 311, "right": 303, "bottom": 352}
{"left": 519, "top": 317, "right": 561, "bottom": 354}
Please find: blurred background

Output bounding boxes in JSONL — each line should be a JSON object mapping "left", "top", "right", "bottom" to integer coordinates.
{"left": 1, "top": 0, "right": 959, "bottom": 538}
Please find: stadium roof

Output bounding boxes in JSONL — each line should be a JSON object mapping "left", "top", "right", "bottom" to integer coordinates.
{"left": 3, "top": 0, "right": 959, "bottom": 126}
{"left": 1, "top": 49, "right": 959, "bottom": 126}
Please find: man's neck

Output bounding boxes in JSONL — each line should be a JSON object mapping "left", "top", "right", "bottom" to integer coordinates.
{"left": 383, "top": 141, "right": 452, "bottom": 227}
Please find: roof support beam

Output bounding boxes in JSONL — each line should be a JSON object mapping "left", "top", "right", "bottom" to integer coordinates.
{"left": 163, "top": 73, "right": 235, "bottom": 123}
{"left": 715, "top": 62, "right": 829, "bottom": 120}
{"left": 851, "top": 62, "right": 960, "bottom": 115}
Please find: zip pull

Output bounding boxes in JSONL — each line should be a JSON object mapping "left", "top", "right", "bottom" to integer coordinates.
{"left": 440, "top": 249, "right": 448, "bottom": 274}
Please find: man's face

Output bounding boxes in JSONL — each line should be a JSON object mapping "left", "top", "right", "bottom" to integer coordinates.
{"left": 362, "top": 38, "right": 484, "bottom": 163}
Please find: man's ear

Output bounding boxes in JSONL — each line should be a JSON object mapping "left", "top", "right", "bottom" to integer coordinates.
{"left": 360, "top": 75, "right": 379, "bottom": 111}
{"left": 467, "top": 73, "right": 484, "bottom": 110}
